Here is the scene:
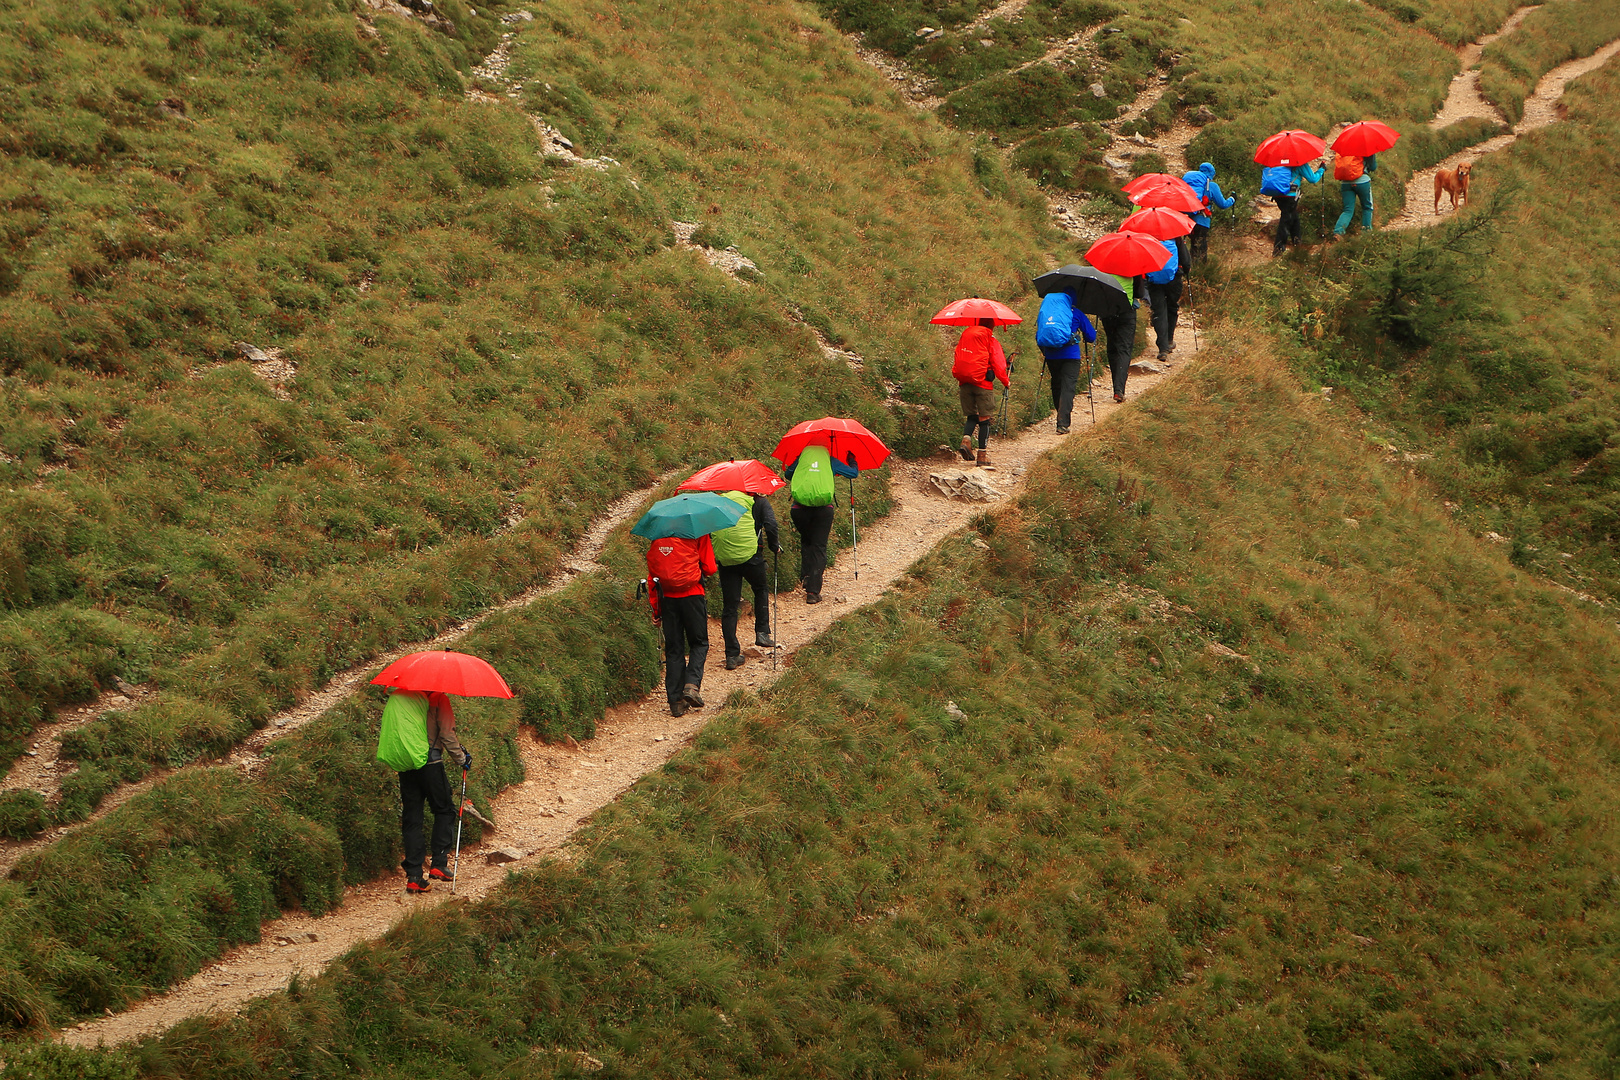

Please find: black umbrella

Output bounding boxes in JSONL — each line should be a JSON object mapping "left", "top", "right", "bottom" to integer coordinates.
{"left": 1032, "top": 264, "right": 1132, "bottom": 319}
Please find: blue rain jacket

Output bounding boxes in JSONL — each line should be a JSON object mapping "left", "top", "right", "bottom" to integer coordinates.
{"left": 1182, "top": 163, "right": 1236, "bottom": 227}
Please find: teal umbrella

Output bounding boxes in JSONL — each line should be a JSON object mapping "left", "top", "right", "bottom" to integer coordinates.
{"left": 630, "top": 492, "right": 746, "bottom": 540}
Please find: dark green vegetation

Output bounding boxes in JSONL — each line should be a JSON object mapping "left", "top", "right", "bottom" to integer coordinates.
{"left": 0, "top": 0, "right": 1050, "bottom": 780}
{"left": 0, "top": 572, "right": 655, "bottom": 1029}
{"left": 76, "top": 343, "right": 1620, "bottom": 1078}
{"left": 1239, "top": 57, "right": 1620, "bottom": 612}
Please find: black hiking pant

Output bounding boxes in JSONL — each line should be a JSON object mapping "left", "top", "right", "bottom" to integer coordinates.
{"left": 790, "top": 503, "right": 835, "bottom": 597}
{"left": 1146, "top": 278, "right": 1182, "bottom": 357}
{"left": 1273, "top": 194, "right": 1301, "bottom": 253}
{"left": 661, "top": 593, "right": 708, "bottom": 703}
{"left": 1189, "top": 223, "right": 1210, "bottom": 265}
{"left": 399, "top": 760, "right": 455, "bottom": 881}
{"left": 1046, "top": 357, "right": 1081, "bottom": 431}
{"left": 1100, "top": 308, "right": 1136, "bottom": 399}
{"left": 719, "top": 553, "right": 771, "bottom": 657}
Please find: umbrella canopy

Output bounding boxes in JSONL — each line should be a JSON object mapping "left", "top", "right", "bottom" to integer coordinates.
{"left": 930, "top": 297, "right": 1022, "bottom": 326}
{"left": 1085, "top": 231, "right": 1172, "bottom": 277}
{"left": 771, "top": 416, "right": 891, "bottom": 470}
{"left": 1121, "top": 172, "right": 1188, "bottom": 197}
{"left": 1129, "top": 180, "right": 1205, "bottom": 213}
{"left": 631, "top": 491, "right": 746, "bottom": 540}
{"left": 1031, "top": 264, "right": 1132, "bottom": 319}
{"left": 1254, "top": 129, "right": 1327, "bottom": 167}
{"left": 372, "top": 651, "right": 514, "bottom": 699}
{"left": 1332, "top": 120, "right": 1400, "bottom": 156}
{"left": 1120, "top": 206, "right": 1195, "bottom": 239}
{"left": 678, "top": 459, "right": 785, "bottom": 496}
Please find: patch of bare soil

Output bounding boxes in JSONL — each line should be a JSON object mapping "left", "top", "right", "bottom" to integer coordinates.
{"left": 60, "top": 336, "right": 1208, "bottom": 1049}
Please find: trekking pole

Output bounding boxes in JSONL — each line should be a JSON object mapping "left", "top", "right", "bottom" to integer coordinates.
{"left": 450, "top": 765, "right": 468, "bottom": 895}
{"left": 848, "top": 475, "right": 858, "bottom": 579}
{"left": 1085, "top": 340, "right": 1097, "bottom": 424}
{"left": 1187, "top": 277, "right": 1200, "bottom": 353}
{"left": 771, "top": 548, "right": 779, "bottom": 672}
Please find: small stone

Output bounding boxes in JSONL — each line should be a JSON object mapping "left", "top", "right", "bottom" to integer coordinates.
{"left": 944, "top": 701, "right": 968, "bottom": 721}
{"left": 486, "top": 848, "right": 524, "bottom": 865}
{"left": 915, "top": 26, "right": 935, "bottom": 36}
{"left": 1090, "top": 82, "right": 1106, "bottom": 98}
{"left": 653, "top": 735, "right": 667, "bottom": 742}
{"left": 1342, "top": 517, "right": 1359, "bottom": 528}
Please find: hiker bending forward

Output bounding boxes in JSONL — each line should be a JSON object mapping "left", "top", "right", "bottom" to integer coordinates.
{"left": 952, "top": 318, "right": 1010, "bottom": 467}
{"left": 646, "top": 532, "right": 717, "bottom": 717}
{"left": 785, "top": 443, "right": 856, "bottom": 604}
{"left": 712, "top": 489, "right": 781, "bottom": 670}
{"left": 377, "top": 689, "right": 470, "bottom": 893}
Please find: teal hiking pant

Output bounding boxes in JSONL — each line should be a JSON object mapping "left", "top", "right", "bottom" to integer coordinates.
{"left": 1335, "top": 181, "right": 1372, "bottom": 234}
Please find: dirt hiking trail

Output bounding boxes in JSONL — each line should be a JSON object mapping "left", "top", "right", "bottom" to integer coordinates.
{"left": 63, "top": 338, "right": 1205, "bottom": 1048}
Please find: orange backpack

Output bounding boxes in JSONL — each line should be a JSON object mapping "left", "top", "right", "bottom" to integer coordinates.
{"left": 1334, "top": 152, "right": 1365, "bottom": 182}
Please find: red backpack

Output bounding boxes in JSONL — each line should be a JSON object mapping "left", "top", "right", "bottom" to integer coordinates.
{"left": 1334, "top": 152, "right": 1365, "bottom": 182}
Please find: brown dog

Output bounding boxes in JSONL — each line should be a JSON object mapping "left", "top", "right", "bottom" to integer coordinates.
{"left": 1433, "top": 162, "right": 1471, "bottom": 213}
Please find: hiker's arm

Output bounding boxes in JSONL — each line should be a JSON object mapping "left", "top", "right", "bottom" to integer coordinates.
{"left": 428, "top": 695, "right": 467, "bottom": 764}
{"left": 1075, "top": 312, "right": 1097, "bottom": 343}
{"left": 755, "top": 495, "right": 781, "bottom": 553}
{"left": 699, "top": 535, "right": 718, "bottom": 576}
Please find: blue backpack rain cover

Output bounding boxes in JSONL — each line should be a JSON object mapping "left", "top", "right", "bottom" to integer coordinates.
{"left": 1260, "top": 166, "right": 1293, "bottom": 197}
{"left": 1035, "top": 291, "right": 1076, "bottom": 350}
{"left": 1145, "top": 240, "right": 1179, "bottom": 284}
{"left": 1183, "top": 170, "right": 1209, "bottom": 201}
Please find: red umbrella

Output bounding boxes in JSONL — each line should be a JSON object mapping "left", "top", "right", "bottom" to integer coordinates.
{"left": 1254, "top": 129, "right": 1327, "bottom": 167}
{"left": 1122, "top": 172, "right": 1187, "bottom": 197}
{"left": 372, "top": 651, "right": 514, "bottom": 699}
{"left": 770, "top": 416, "right": 891, "bottom": 470}
{"left": 1129, "top": 180, "right": 1204, "bottom": 213}
{"left": 1332, "top": 120, "right": 1400, "bottom": 156}
{"left": 1120, "top": 206, "right": 1195, "bottom": 239}
{"left": 930, "top": 297, "right": 1022, "bottom": 326}
{"left": 1084, "top": 231, "right": 1172, "bottom": 277}
{"left": 678, "top": 459, "right": 785, "bottom": 496}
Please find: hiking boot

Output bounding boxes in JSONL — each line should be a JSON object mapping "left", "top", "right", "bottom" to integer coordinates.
{"left": 1113, "top": 392, "right": 1125, "bottom": 403}
{"left": 958, "top": 435, "right": 975, "bottom": 462}
{"left": 670, "top": 698, "right": 687, "bottom": 717}
{"left": 1056, "top": 425, "right": 1070, "bottom": 435}
{"left": 682, "top": 684, "right": 704, "bottom": 708}
{"left": 976, "top": 449, "right": 990, "bottom": 467}
{"left": 427, "top": 866, "right": 454, "bottom": 882}
{"left": 725, "top": 654, "right": 746, "bottom": 670}
{"left": 1158, "top": 351, "right": 1171, "bottom": 362}
{"left": 755, "top": 632, "right": 777, "bottom": 648}
{"left": 406, "top": 878, "right": 430, "bottom": 894}
{"left": 806, "top": 592, "right": 823, "bottom": 604}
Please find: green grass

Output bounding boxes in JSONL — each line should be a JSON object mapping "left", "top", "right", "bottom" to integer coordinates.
{"left": 1479, "top": 0, "right": 1620, "bottom": 122}
{"left": 75, "top": 339, "right": 1620, "bottom": 1079}
{"left": 0, "top": 0, "right": 1064, "bottom": 778}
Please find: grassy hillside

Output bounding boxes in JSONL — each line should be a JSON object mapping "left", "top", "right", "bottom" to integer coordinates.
{"left": 49, "top": 337, "right": 1619, "bottom": 1079}
{"left": 0, "top": 0, "right": 1054, "bottom": 775}
{"left": 1233, "top": 56, "right": 1620, "bottom": 608}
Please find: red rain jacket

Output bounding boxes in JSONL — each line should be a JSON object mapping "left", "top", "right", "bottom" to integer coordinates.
{"left": 951, "top": 325, "right": 1009, "bottom": 389}
{"left": 646, "top": 534, "right": 716, "bottom": 618}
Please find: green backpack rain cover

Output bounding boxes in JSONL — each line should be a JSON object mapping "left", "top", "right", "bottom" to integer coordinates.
{"left": 790, "top": 444, "right": 835, "bottom": 507}
{"left": 711, "top": 490, "right": 758, "bottom": 566}
{"left": 376, "top": 691, "right": 430, "bottom": 772}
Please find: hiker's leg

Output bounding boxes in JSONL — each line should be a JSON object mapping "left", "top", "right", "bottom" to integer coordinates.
{"left": 1149, "top": 285, "right": 1171, "bottom": 354}
{"left": 743, "top": 555, "right": 770, "bottom": 636}
{"left": 662, "top": 607, "right": 686, "bottom": 706}
{"left": 1054, "top": 359, "right": 1079, "bottom": 429}
{"left": 1359, "top": 183, "right": 1373, "bottom": 229}
{"left": 1104, "top": 311, "right": 1134, "bottom": 397}
{"left": 1273, "top": 196, "right": 1293, "bottom": 253}
{"left": 718, "top": 562, "right": 743, "bottom": 658}
{"left": 399, "top": 767, "right": 427, "bottom": 880}
{"left": 1335, "top": 183, "right": 1356, "bottom": 234}
{"left": 1163, "top": 279, "right": 1182, "bottom": 351}
{"left": 1190, "top": 224, "right": 1209, "bottom": 264}
{"left": 792, "top": 504, "right": 833, "bottom": 595}
{"left": 961, "top": 414, "right": 976, "bottom": 437}
{"left": 424, "top": 760, "right": 456, "bottom": 868}
{"left": 677, "top": 594, "right": 709, "bottom": 688}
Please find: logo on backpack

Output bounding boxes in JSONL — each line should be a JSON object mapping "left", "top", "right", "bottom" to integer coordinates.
{"left": 1333, "top": 153, "right": 1365, "bottom": 182}
{"left": 658, "top": 545, "right": 673, "bottom": 555}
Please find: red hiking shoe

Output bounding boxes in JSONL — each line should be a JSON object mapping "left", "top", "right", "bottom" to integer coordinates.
{"left": 427, "top": 867, "right": 454, "bottom": 882}
{"left": 406, "top": 878, "right": 431, "bottom": 893}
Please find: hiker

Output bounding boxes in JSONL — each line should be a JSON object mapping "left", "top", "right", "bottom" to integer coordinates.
{"left": 1332, "top": 150, "right": 1378, "bottom": 237}
{"left": 712, "top": 488, "right": 781, "bottom": 670}
{"left": 951, "top": 317, "right": 1011, "bottom": 466}
{"left": 378, "top": 689, "right": 470, "bottom": 893}
{"left": 784, "top": 440, "right": 856, "bottom": 604}
{"left": 1099, "top": 273, "right": 1145, "bottom": 404}
{"left": 645, "top": 530, "right": 717, "bottom": 717}
{"left": 1035, "top": 288, "right": 1096, "bottom": 434}
{"left": 1144, "top": 234, "right": 1190, "bottom": 363}
{"left": 1181, "top": 162, "right": 1236, "bottom": 265}
{"left": 1262, "top": 158, "right": 1324, "bottom": 255}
